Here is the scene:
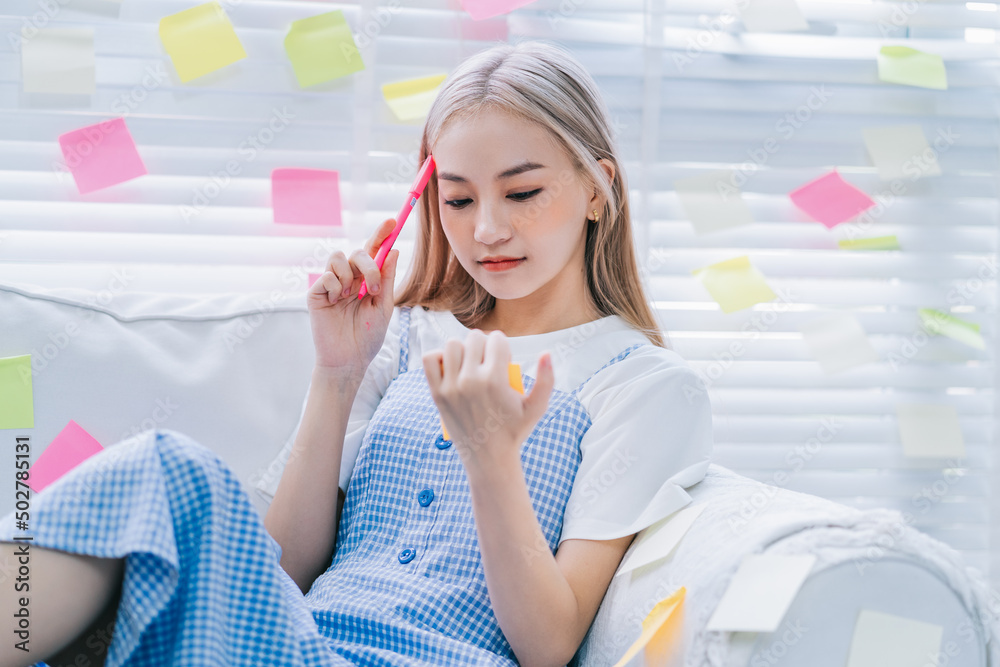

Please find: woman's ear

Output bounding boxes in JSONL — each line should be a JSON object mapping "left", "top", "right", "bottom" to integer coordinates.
{"left": 589, "top": 158, "right": 617, "bottom": 211}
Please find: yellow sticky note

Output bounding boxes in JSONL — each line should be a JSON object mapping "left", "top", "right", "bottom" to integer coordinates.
{"left": 612, "top": 587, "right": 685, "bottom": 667}
{"left": 159, "top": 1, "right": 246, "bottom": 83}
{"left": 918, "top": 308, "right": 984, "bottom": 350}
{"left": 441, "top": 362, "right": 522, "bottom": 441}
{"left": 838, "top": 235, "right": 900, "bottom": 251}
{"left": 0, "top": 355, "right": 34, "bottom": 430}
{"left": 382, "top": 73, "right": 448, "bottom": 121}
{"left": 692, "top": 255, "right": 777, "bottom": 314}
{"left": 284, "top": 11, "right": 364, "bottom": 88}
{"left": 877, "top": 46, "right": 947, "bottom": 90}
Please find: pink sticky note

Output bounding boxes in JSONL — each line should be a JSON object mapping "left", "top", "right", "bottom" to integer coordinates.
{"left": 272, "top": 168, "right": 342, "bottom": 226}
{"left": 460, "top": 16, "right": 509, "bottom": 40}
{"left": 308, "top": 272, "right": 322, "bottom": 288}
{"left": 58, "top": 118, "right": 147, "bottom": 195}
{"left": 789, "top": 171, "right": 876, "bottom": 229}
{"left": 461, "top": 0, "right": 537, "bottom": 20}
{"left": 26, "top": 420, "right": 104, "bottom": 493}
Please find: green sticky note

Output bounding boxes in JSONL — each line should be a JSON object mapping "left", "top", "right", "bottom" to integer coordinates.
{"left": 838, "top": 235, "right": 901, "bottom": 251}
{"left": 691, "top": 255, "right": 777, "bottom": 314}
{"left": 918, "top": 308, "right": 984, "bottom": 350}
{"left": 0, "top": 355, "right": 34, "bottom": 429}
{"left": 877, "top": 46, "right": 948, "bottom": 90}
{"left": 284, "top": 11, "right": 364, "bottom": 88}
{"left": 158, "top": 1, "right": 247, "bottom": 83}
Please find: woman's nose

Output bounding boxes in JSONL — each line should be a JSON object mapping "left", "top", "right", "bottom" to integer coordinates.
{"left": 473, "top": 205, "right": 512, "bottom": 245}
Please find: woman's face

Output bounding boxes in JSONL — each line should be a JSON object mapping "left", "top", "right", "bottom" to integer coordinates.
{"left": 432, "top": 108, "right": 596, "bottom": 303}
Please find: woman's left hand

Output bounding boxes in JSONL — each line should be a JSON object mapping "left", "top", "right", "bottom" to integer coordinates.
{"left": 422, "top": 329, "right": 554, "bottom": 470}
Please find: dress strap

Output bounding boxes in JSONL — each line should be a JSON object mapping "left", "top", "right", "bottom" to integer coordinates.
{"left": 571, "top": 342, "right": 650, "bottom": 397}
{"left": 398, "top": 305, "right": 413, "bottom": 375}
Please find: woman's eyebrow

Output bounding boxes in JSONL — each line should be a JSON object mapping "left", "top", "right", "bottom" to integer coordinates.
{"left": 437, "top": 161, "right": 547, "bottom": 184}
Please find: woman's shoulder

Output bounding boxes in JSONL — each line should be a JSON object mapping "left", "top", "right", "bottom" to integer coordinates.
{"left": 578, "top": 337, "right": 707, "bottom": 413}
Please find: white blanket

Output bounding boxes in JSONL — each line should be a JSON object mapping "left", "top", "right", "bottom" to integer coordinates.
{"left": 576, "top": 464, "right": 1000, "bottom": 667}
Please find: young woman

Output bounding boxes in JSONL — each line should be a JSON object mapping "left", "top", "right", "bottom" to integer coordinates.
{"left": 0, "top": 40, "right": 713, "bottom": 667}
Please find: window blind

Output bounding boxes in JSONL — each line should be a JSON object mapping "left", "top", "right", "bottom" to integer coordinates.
{"left": 0, "top": 0, "right": 997, "bottom": 585}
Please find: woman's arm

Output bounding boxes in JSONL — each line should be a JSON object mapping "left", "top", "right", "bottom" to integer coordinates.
{"left": 264, "top": 365, "right": 364, "bottom": 594}
{"left": 466, "top": 450, "right": 635, "bottom": 667}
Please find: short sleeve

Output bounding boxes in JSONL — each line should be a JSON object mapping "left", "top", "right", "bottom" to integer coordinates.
{"left": 558, "top": 350, "right": 714, "bottom": 545}
{"left": 253, "top": 306, "right": 402, "bottom": 504}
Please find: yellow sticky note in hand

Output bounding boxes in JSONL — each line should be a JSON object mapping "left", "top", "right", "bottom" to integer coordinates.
{"left": 0, "top": 355, "right": 34, "bottom": 429}
{"left": 692, "top": 255, "right": 777, "bottom": 314}
{"left": 612, "top": 586, "right": 685, "bottom": 667}
{"left": 159, "top": 1, "right": 247, "bottom": 83}
{"left": 877, "top": 46, "right": 948, "bottom": 90}
{"left": 440, "top": 362, "right": 522, "bottom": 441}
{"left": 284, "top": 11, "right": 364, "bottom": 88}
{"left": 382, "top": 74, "right": 448, "bottom": 122}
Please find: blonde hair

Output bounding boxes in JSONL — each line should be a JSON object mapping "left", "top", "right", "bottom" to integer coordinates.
{"left": 394, "top": 39, "right": 668, "bottom": 349}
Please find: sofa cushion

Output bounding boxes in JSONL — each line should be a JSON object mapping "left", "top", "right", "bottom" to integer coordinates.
{"left": 0, "top": 280, "right": 314, "bottom": 519}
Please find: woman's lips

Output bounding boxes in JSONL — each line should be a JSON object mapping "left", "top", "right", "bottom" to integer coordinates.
{"left": 480, "top": 258, "right": 526, "bottom": 272}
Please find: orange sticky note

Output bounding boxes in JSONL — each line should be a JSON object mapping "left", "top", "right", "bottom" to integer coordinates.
{"left": 26, "top": 420, "right": 104, "bottom": 493}
{"left": 612, "top": 586, "right": 685, "bottom": 667}
{"left": 440, "top": 362, "right": 522, "bottom": 441}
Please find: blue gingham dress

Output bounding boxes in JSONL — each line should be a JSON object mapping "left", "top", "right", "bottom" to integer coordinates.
{"left": 1, "top": 305, "right": 648, "bottom": 667}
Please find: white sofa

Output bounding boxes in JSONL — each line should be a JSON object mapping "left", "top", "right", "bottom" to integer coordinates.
{"left": 2, "top": 279, "right": 997, "bottom": 667}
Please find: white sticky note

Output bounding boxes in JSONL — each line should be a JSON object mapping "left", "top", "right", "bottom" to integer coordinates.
{"left": 675, "top": 170, "right": 755, "bottom": 235}
{"left": 896, "top": 403, "right": 966, "bottom": 459}
{"left": 799, "top": 312, "right": 879, "bottom": 374}
{"left": 846, "top": 609, "right": 943, "bottom": 667}
{"left": 863, "top": 125, "right": 942, "bottom": 181}
{"left": 21, "top": 27, "right": 96, "bottom": 95}
{"left": 616, "top": 504, "right": 706, "bottom": 578}
{"left": 706, "top": 553, "right": 816, "bottom": 633}
{"left": 738, "top": 0, "right": 809, "bottom": 32}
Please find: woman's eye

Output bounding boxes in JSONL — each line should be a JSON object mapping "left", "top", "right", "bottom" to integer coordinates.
{"left": 508, "top": 189, "right": 542, "bottom": 202}
{"left": 444, "top": 198, "right": 472, "bottom": 209}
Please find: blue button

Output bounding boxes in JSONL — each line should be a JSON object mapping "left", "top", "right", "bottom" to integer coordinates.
{"left": 398, "top": 548, "right": 416, "bottom": 564}
{"left": 417, "top": 488, "right": 435, "bottom": 507}
{"left": 434, "top": 435, "right": 452, "bottom": 450}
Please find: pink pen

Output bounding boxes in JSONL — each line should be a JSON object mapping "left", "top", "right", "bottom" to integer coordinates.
{"left": 359, "top": 154, "right": 437, "bottom": 300}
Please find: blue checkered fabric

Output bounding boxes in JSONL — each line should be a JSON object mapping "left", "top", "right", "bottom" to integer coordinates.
{"left": 2, "top": 304, "right": 649, "bottom": 666}
{"left": 0, "top": 427, "right": 347, "bottom": 667}
{"left": 304, "top": 306, "right": 650, "bottom": 665}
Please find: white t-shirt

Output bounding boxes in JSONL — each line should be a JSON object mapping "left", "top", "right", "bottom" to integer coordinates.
{"left": 256, "top": 305, "right": 714, "bottom": 544}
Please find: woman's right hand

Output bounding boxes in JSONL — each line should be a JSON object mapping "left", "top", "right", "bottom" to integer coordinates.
{"left": 307, "top": 217, "right": 401, "bottom": 374}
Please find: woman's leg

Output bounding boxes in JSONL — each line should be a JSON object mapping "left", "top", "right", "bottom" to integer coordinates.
{"left": 0, "top": 543, "right": 124, "bottom": 667}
